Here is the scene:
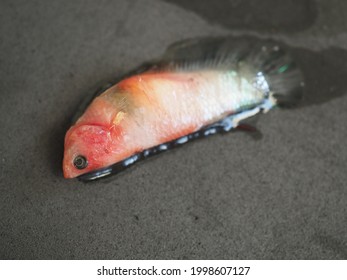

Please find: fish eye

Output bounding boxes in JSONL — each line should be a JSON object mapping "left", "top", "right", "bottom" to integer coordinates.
{"left": 73, "top": 155, "right": 88, "bottom": 169}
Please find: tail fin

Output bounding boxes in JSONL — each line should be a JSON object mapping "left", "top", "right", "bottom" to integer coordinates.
{"left": 255, "top": 44, "right": 305, "bottom": 107}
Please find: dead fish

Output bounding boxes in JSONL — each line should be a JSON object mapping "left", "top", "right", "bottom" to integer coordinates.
{"left": 63, "top": 36, "right": 304, "bottom": 180}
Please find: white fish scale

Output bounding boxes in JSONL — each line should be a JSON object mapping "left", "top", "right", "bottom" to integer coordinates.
{"left": 113, "top": 69, "right": 267, "bottom": 157}
{"left": 145, "top": 70, "right": 264, "bottom": 138}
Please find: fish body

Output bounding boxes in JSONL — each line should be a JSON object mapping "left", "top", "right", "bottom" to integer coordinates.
{"left": 63, "top": 37, "right": 304, "bottom": 180}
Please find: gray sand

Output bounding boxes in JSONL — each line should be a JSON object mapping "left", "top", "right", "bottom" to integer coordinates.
{"left": 1, "top": 0, "right": 347, "bottom": 259}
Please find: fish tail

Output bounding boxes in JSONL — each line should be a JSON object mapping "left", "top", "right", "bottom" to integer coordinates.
{"left": 254, "top": 44, "right": 305, "bottom": 108}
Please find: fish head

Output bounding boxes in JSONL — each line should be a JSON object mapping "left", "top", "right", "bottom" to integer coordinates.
{"left": 63, "top": 124, "right": 117, "bottom": 178}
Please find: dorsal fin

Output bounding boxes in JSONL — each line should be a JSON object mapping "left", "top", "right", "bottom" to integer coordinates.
{"left": 152, "top": 36, "right": 305, "bottom": 107}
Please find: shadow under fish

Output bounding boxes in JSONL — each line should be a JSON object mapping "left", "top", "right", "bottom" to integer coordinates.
{"left": 60, "top": 36, "right": 345, "bottom": 181}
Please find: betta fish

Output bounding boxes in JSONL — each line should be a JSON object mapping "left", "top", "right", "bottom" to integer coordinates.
{"left": 63, "top": 36, "right": 304, "bottom": 180}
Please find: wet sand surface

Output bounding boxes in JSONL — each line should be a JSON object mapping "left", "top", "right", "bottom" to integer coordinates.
{"left": 1, "top": 0, "right": 347, "bottom": 259}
